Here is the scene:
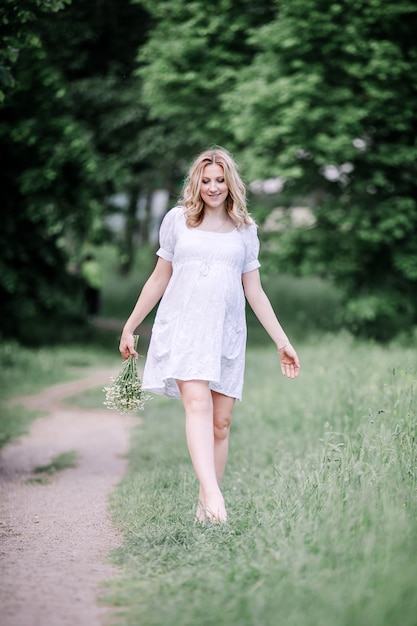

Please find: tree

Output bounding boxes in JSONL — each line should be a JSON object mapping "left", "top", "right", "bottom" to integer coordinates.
{"left": 134, "top": 0, "right": 275, "bottom": 175}
{"left": 226, "top": 0, "right": 417, "bottom": 339}
{"left": 0, "top": 0, "right": 151, "bottom": 342}
{"left": 38, "top": 0, "right": 152, "bottom": 272}
{"left": 1, "top": 35, "right": 102, "bottom": 342}
{"left": 0, "top": 0, "right": 71, "bottom": 102}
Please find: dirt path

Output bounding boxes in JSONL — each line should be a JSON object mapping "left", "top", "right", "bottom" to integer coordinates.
{"left": 0, "top": 368, "right": 136, "bottom": 626}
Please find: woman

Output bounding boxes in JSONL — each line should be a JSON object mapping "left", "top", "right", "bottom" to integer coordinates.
{"left": 119, "top": 147, "right": 300, "bottom": 523}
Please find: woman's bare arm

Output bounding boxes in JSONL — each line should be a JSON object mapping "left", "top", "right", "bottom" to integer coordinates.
{"left": 242, "top": 269, "right": 300, "bottom": 378}
{"left": 119, "top": 257, "right": 173, "bottom": 359}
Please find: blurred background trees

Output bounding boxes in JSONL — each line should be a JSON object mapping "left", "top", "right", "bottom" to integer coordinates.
{"left": 1, "top": 0, "right": 149, "bottom": 342}
{"left": 226, "top": 0, "right": 417, "bottom": 339}
{"left": 1, "top": 0, "right": 416, "bottom": 343}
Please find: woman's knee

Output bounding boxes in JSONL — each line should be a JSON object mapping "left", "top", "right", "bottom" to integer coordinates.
{"left": 177, "top": 380, "right": 212, "bottom": 414}
{"left": 213, "top": 417, "right": 231, "bottom": 441}
{"left": 212, "top": 392, "right": 234, "bottom": 440}
{"left": 213, "top": 407, "right": 232, "bottom": 440}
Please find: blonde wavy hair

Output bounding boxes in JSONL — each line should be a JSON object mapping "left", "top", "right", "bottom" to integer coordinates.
{"left": 180, "top": 147, "right": 253, "bottom": 228}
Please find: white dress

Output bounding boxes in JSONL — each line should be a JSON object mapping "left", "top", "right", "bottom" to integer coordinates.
{"left": 142, "top": 206, "right": 261, "bottom": 400}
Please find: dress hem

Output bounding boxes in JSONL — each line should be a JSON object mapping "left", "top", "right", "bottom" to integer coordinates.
{"left": 143, "top": 378, "right": 241, "bottom": 402}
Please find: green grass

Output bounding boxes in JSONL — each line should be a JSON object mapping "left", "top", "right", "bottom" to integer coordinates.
{"left": 2, "top": 249, "right": 416, "bottom": 624}
{"left": 62, "top": 385, "right": 109, "bottom": 410}
{"left": 0, "top": 340, "right": 117, "bottom": 400}
{"left": 33, "top": 450, "right": 78, "bottom": 474}
{"left": 105, "top": 333, "right": 417, "bottom": 626}
{"left": 247, "top": 273, "right": 343, "bottom": 344}
{"left": 0, "top": 404, "right": 44, "bottom": 449}
{"left": 25, "top": 450, "right": 79, "bottom": 484}
{"left": 0, "top": 340, "right": 119, "bottom": 449}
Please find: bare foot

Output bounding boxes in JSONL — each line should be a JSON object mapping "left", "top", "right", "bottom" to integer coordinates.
{"left": 204, "top": 494, "right": 227, "bottom": 524}
{"left": 195, "top": 499, "right": 206, "bottom": 524}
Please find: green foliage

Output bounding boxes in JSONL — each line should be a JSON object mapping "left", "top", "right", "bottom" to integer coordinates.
{"left": 1, "top": 0, "right": 103, "bottom": 342}
{"left": 226, "top": 0, "right": 417, "bottom": 339}
{"left": 0, "top": 0, "right": 71, "bottom": 102}
{"left": 98, "top": 243, "right": 157, "bottom": 321}
{"left": 39, "top": 0, "right": 151, "bottom": 185}
{"left": 134, "top": 0, "right": 275, "bottom": 169}
{"left": 39, "top": 0, "right": 159, "bottom": 272}
{"left": 3, "top": 0, "right": 417, "bottom": 343}
{"left": 247, "top": 273, "right": 343, "bottom": 344}
{"left": 0, "top": 0, "right": 152, "bottom": 342}
{"left": 106, "top": 337, "right": 417, "bottom": 626}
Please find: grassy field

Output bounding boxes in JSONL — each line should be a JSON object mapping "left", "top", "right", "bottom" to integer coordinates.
{"left": 0, "top": 338, "right": 118, "bottom": 448}
{"left": 1, "top": 246, "right": 416, "bottom": 625}
{"left": 105, "top": 333, "right": 417, "bottom": 626}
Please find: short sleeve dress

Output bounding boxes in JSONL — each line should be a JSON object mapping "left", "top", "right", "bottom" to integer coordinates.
{"left": 141, "top": 205, "right": 261, "bottom": 401}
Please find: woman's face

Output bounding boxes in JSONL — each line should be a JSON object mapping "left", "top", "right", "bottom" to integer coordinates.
{"left": 200, "top": 163, "right": 229, "bottom": 211}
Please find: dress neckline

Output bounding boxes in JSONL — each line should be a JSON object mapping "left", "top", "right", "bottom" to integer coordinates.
{"left": 193, "top": 226, "right": 237, "bottom": 235}
{"left": 179, "top": 207, "right": 237, "bottom": 234}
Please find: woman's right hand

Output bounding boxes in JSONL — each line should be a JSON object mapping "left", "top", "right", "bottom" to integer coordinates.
{"left": 278, "top": 343, "right": 300, "bottom": 379}
{"left": 119, "top": 331, "right": 138, "bottom": 360}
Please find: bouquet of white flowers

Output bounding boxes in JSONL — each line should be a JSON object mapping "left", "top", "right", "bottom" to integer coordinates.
{"left": 103, "top": 335, "right": 151, "bottom": 414}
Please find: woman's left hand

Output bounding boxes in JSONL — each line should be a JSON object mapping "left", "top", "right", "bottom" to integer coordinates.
{"left": 278, "top": 344, "right": 300, "bottom": 379}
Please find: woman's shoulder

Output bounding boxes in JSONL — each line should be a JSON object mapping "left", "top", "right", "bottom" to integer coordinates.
{"left": 170, "top": 204, "right": 185, "bottom": 214}
{"left": 160, "top": 205, "right": 186, "bottom": 227}
{"left": 163, "top": 205, "right": 186, "bottom": 221}
{"left": 238, "top": 217, "right": 258, "bottom": 236}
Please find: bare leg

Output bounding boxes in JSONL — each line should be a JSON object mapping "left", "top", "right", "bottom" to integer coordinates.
{"left": 196, "top": 390, "right": 234, "bottom": 521}
{"left": 177, "top": 380, "right": 228, "bottom": 523}
{"left": 212, "top": 390, "right": 235, "bottom": 483}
